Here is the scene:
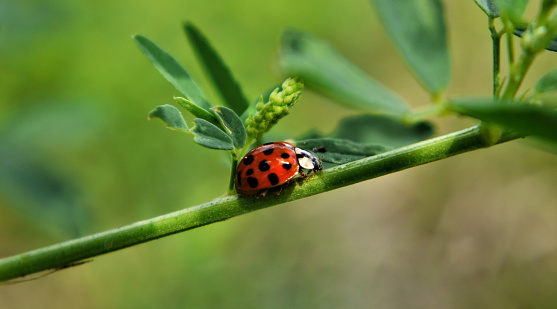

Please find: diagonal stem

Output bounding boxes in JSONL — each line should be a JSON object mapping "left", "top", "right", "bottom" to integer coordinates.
{"left": 0, "top": 125, "right": 518, "bottom": 282}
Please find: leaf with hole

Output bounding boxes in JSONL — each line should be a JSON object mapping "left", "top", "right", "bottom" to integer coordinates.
{"left": 134, "top": 35, "right": 211, "bottom": 110}
{"left": 279, "top": 30, "right": 408, "bottom": 115}
{"left": 372, "top": 0, "right": 451, "bottom": 94}
{"left": 191, "top": 118, "right": 234, "bottom": 150}
{"left": 183, "top": 22, "right": 249, "bottom": 116}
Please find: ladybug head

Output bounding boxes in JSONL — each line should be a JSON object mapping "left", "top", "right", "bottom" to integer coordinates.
{"left": 294, "top": 147, "right": 323, "bottom": 172}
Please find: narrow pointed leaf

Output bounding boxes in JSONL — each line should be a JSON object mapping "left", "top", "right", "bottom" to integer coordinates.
{"left": 536, "top": 69, "right": 557, "bottom": 94}
{"left": 148, "top": 104, "right": 189, "bottom": 132}
{"left": 212, "top": 106, "right": 246, "bottom": 148}
{"left": 174, "top": 97, "right": 219, "bottom": 126}
{"left": 134, "top": 35, "right": 211, "bottom": 110}
{"left": 474, "top": 0, "right": 500, "bottom": 17}
{"left": 279, "top": 30, "right": 408, "bottom": 115}
{"left": 294, "top": 138, "right": 390, "bottom": 165}
{"left": 372, "top": 0, "right": 451, "bottom": 93}
{"left": 192, "top": 118, "right": 234, "bottom": 150}
{"left": 184, "top": 22, "right": 249, "bottom": 115}
{"left": 451, "top": 98, "right": 557, "bottom": 144}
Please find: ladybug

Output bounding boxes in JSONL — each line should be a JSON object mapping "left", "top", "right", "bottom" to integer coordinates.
{"left": 235, "top": 142, "right": 323, "bottom": 195}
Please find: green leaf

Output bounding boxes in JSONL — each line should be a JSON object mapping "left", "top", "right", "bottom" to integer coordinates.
{"left": 279, "top": 30, "right": 408, "bottom": 115}
{"left": 133, "top": 35, "right": 211, "bottom": 110}
{"left": 451, "top": 98, "right": 557, "bottom": 144}
{"left": 294, "top": 138, "right": 391, "bottom": 165}
{"left": 174, "top": 97, "right": 219, "bottom": 126}
{"left": 183, "top": 22, "right": 249, "bottom": 116}
{"left": 192, "top": 118, "right": 234, "bottom": 150}
{"left": 148, "top": 104, "right": 189, "bottom": 132}
{"left": 474, "top": 0, "right": 500, "bottom": 17}
{"left": 212, "top": 106, "right": 246, "bottom": 148}
{"left": 492, "top": 0, "right": 528, "bottom": 25}
{"left": 372, "top": 0, "right": 451, "bottom": 94}
{"left": 299, "top": 114, "right": 434, "bottom": 149}
{"left": 536, "top": 69, "right": 557, "bottom": 94}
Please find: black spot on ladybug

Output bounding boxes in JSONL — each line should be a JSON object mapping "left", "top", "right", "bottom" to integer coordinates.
{"left": 236, "top": 172, "right": 242, "bottom": 186}
{"left": 246, "top": 168, "right": 254, "bottom": 176}
{"left": 282, "top": 163, "right": 292, "bottom": 170}
{"left": 296, "top": 153, "right": 305, "bottom": 159}
{"left": 268, "top": 173, "right": 279, "bottom": 185}
{"left": 247, "top": 177, "right": 258, "bottom": 188}
{"left": 259, "top": 160, "right": 270, "bottom": 171}
{"left": 243, "top": 154, "right": 254, "bottom": 166}
{"left": 281, "top": 152, "right": 290, "bottom": 159}
{"left": 263, "top": 148, "right": 274, "bottom": 155}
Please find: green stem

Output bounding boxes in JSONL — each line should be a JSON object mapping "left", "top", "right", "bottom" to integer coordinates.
{"left": 501, "top": 51, "right": 535, "bottom": 100}
{"left": 227, "top": 155, "right": 238, "bottom": 195}
{"left": 489, "top": 16, "right": 501, "bottom": 97}
{"left": 0, "top": 125, "right": 519, "bottom": 282}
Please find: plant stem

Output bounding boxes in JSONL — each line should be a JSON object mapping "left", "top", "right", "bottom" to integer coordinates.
{"left": 227, "top": 154, "right": 238, "bottom": 195}
{"left": 0, "top": 125, "right": 519, "bottom": 282}
{"left": 501, "top": 51, "right": 535, "bottom": 100}
{"left": 489, "top": 16, "right": 501, "bottom": 97}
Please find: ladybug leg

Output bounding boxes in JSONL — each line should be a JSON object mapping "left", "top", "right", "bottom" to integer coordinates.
{"left": 298, "top": 168, "right": 308, "bottom": 179}
{"left": 273, "top": 185, "right": 284, "bottom": 198}
{"left": 255, "top": 189, "right": 268, "bottom": 199}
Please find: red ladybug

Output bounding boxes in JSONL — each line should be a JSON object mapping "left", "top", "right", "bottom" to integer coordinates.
{"left": 235, "top": 142, "right": 323, "bottom": 195}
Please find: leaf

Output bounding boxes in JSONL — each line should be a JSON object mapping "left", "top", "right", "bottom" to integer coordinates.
{"left": 183, "top": 22, "right": 249, "bottom": 116}
{"left": 279, "top": 30, "right": 408, "bottom": 115}
{"left": 191, "top": 118, "right": 234, "bottom": 150}
{"left": 372, "top": 0, "right": 451, "bottom": 94}
{"left": 299, "top": 114, "right": 434, "bottom": 149}
{"left": 474, "top": 0, "right": 500, "bottom": 17}
{"left": 133, "top": 35, "right": 212, "bottom": 110}
{"left": 451, "top": 98, "right": 557, "bottom": 144}
{"left": 212, "top": 106, "right": 246, "bottom": 148}
{"left": 514, "top": 28, "right": 557, "bottom": 52}
{"left": 148, "top": 104, "right": 189, "bottom": 132}
{"left": 492, "top": 0, "right": 528, "bottom": 25}
{"left": 294, "top": 138, "right": 391, "bottom": 165}
{"left": 174, "top": 97, "right": 219, "bottom": 126}
{"left": 536, "top": 69, "right": 557, "bottom": 94}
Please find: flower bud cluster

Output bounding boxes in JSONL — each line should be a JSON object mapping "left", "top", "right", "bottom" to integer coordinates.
{"left": 245, "top": 77, "right": 303, "bottom": 141}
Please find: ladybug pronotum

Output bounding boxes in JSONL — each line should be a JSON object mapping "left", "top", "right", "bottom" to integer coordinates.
{"left": 235, "top": 142, "right": 323, "bottom": 195}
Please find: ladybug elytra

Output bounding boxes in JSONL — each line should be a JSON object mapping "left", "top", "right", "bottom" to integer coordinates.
{"left": 235, "top": 142, "right": 323, "bottom": 195}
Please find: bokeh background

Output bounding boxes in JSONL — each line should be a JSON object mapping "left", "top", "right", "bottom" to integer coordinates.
{"left": 2, "top": 0, "right": 557, "bottom": 308}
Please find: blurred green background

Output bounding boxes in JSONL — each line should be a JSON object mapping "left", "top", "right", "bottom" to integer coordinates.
{"left": 2, "top": 0, "right": 557, "bottom": 308}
